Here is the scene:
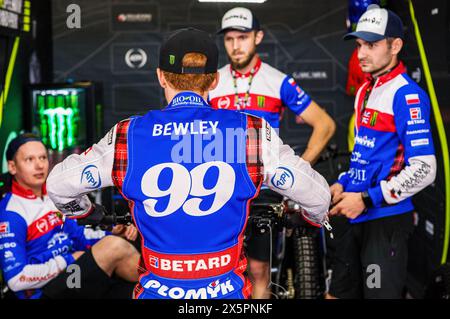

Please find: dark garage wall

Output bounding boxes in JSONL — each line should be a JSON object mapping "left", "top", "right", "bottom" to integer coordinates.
{"left": 51, "top": 0, "right": 355, "bottom": 150}
{"left": 52, "top": 0, "right": 450, "bottom": 297}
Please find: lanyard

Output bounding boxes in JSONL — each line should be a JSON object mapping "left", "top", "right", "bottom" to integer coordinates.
{"left": 231, "top": 67, "right": 256, "bottom": 110}
{"left": 357, "top": 79, "right": 376, "bottom": 133}
{"left": 361, "top": 80, "right": 374, "bottom": 114}
{"left": 361, "top": 65, "right": 397, "bottom": 114}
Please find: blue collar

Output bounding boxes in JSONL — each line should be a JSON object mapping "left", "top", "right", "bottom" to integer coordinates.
{"left": 165, "top": 92, "right": 211, "bottom": 110}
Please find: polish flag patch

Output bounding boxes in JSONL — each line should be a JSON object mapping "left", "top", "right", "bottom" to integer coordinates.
{"left": 289, "top": 78, "right": 303, "bottom": 94}
{"left": 405, "top": 94, "right": 420, "bottom": 105}
{"left": 288, "top": 78, "right": 297, "bottom": 86}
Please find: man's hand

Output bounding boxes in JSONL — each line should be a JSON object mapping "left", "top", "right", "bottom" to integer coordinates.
{"left": 72, "top": 251, "right": 85, "bottom": 260}
{"left": 329, "top": 192, "right": 366, "bottom": 220}
{"left": 330, "top": 183, "right": 344, "bottom": 205}
{"left": 112, "top": 224, "right": 139, "bottom": 241}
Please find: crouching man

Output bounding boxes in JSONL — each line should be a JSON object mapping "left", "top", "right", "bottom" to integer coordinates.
{"left": 0, "top": 134, "right": 141, "bottom": 299}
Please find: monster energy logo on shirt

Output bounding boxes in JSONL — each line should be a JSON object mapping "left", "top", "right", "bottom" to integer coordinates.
{"left": 169, "top": 55, "right": 175, "bottom": 65}
{"left": 257, "top": 96, "right": 265, "bottom": 108}
{"left": 370, "top": 111, "right": 378, "bottom": 127}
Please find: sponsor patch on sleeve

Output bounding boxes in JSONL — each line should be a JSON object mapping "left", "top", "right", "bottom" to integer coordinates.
{"left": 265, "top": 121, "right": 271, "bottom": 141}
{"left": 56, "top": 200, "right": 85, "bottom": 214}
{"left": 81, "top": 165, "right": 102, "bottom": 189}
{"left": 411, "top": 138, "right": 429, "bottom": 147}
{"left": 107, "top": 127, "right": 114, "bottom": 145}
{"left": 270, "top": 167, "right": 294, "bottom": 191}
{"left": 0, "top": 222, "right": 10, "bottom": 234}
{"left": 407, "top": 107, "right": 425, "bottom": 125}
{"left": 409, "top": 107, "right": 422, "bottom": 120}
{"left": 406, "top": 94, "right": 420, "bottom": 105}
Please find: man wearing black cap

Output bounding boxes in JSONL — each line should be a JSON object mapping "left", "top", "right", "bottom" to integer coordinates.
{"left": 327, "top": 5, "right": 436, "bottom": 298}
{"left": 0, "top": 134, "right": 140, "bottom": 299}
{"left": 46, "top": 28, "right": 331, "bottom": 299}
{"left": 211, "top": 7, "right": 335, "bottom": 164}
{"left": 210, "top": 7, "right": 336, "bottom": 299}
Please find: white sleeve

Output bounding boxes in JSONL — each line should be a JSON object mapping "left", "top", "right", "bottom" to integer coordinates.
{"left": 260, "top": 119, "right": 331, "bottom": 225}
{"left": 7, "top": 256, "right": 67, "bottom": 292}
{"left": 47, "top": 126, "right": 117, "bottom": 217}
{"left": 380, "top": 155, "right": 437, "bottom": 204}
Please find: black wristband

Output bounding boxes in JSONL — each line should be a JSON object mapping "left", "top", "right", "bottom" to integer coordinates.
{"left": 361, "top": 191, "right": 373, "bottom": 208}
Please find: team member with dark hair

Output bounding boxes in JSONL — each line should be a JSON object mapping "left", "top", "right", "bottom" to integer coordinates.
{"left": 210, "top": 7, "right": 336, "bottom": 298}
{"left": 328, "top": 5, "right": 437, "bottom": 299}
{"left": 0, "top": 134, "right": 140, "bottom": 299}
{"left": 46, "top": 28, "right": 331, "bottom": 299}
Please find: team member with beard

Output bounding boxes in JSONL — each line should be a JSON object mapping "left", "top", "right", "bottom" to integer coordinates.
{"left": 209, "top": 7, "right": 336, "bottom": 299}
{"left": 46, "top": 28, "right": 331, "bottom": 299}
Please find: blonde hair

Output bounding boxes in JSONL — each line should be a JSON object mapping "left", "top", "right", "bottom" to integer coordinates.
{"left": 162, "top": 53, "right": 216, "bottom": 94}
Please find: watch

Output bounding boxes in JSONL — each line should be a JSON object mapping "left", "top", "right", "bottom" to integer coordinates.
{"left": 361, "top": 191, "right": 373, "bottom": 208}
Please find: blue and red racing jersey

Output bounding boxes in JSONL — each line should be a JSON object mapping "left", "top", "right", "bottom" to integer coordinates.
{"left": 209, "top": 57, "right": 312, "bottom": 128}
{"left": 338, "top": 62, "right": 436, "bottom": 223}
{"left": 47, "top": 91, "right": 331, "bottom": 299}
{"left": 0, "top": 181, "right": 106, "bottom": 299}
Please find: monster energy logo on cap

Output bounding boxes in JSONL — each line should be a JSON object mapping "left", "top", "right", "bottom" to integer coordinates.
{"left": 370, "top": 111, "right": 378, "bottom": 126}
{"left": 257, "top": 96, "right": 265, "bottom": 108}
{"left": 159, "top": 28, "right": 219, "bottom": 74}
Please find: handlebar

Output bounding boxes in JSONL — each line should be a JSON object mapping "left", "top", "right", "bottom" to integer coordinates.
{"left": 249, "top": 200, "right": 311, "bottom": 230}
{"left": 76, "top": 204, "right": 133, "bottom": 230}
{"left": 76, "top": 200, "right": 312, "bottom": 232}
{"left": 97, "top": 213, "right": 133, "bottom": 226}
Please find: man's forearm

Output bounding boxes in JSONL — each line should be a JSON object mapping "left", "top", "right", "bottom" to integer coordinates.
{"left": 47, "top": 126, "right": 117, "bottom": 217}
{"left": 295, "top": 101, "right": 336, "bottom": 164}
{"left": 7, "top": 255, "right": 71, "bottom": 292}
{"left": 261, "top": 120, "right": 331, "bottom": 225}
{"left": 301, "top": 124, "right": 335, "bottom": 164}
{"left": 368, "top": 155, "right": 437, "bottom": 206}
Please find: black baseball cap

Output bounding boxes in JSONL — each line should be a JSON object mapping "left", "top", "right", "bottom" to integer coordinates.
{"left": 344, "top": 5, "right": 404, "bottom": 42}
{"left": 159, "top": 28, "right": 219, "bottom": 74}
{"left": 6, "top": 133, "right": 44, "bottom": 161}
{"left": 217, "top": 7, "right": 260, "bottom": 34}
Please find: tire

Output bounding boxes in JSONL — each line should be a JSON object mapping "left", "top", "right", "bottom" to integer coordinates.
{"left": 292, "top": 227, "right": 324, "bottom": 299}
